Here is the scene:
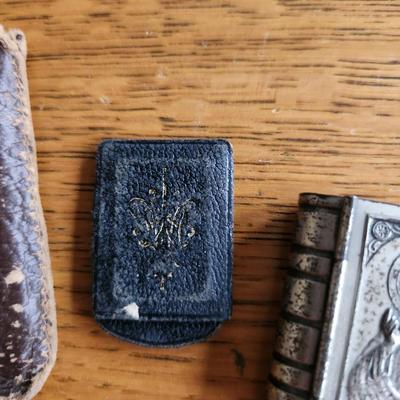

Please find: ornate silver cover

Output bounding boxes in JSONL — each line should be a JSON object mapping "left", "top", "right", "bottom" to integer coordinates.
{"left": 268, "top": 194, "right": 400, "bottom": 400}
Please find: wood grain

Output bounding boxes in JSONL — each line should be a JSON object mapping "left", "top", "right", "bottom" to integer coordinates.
{"left": 2, "top": 0, "right": 400, "bottom": 399}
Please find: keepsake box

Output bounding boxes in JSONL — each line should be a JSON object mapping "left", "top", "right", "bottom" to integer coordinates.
{"left": 93, "top": 140, "right": 233, "bottom": 347}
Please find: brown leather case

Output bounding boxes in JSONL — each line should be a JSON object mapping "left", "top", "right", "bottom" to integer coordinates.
{"left": 0, "top": 26, "right": 57, "bottom": 399}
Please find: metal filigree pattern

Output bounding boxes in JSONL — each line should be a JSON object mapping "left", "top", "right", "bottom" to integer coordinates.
{"left": 368, "top": 220, "right": 400, "bottom": 261}
{"left": 129, "top": 168, "right": 199, "bottom": 290}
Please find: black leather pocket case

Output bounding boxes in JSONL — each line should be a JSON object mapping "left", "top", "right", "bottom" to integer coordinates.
{"left": 93, "top": 140, "right": 233, "bottom": 347}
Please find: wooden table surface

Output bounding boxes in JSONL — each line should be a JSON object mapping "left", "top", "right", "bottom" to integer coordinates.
{"left": 3, "top": 1, "right": 400, "bottom": 399}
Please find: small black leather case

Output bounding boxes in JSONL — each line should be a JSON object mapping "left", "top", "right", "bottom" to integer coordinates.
{"left": 93, "top": 140, "right": 233, "bottom": 347}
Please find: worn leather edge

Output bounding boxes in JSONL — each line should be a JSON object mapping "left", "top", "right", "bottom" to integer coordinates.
{"left": 0, "top": 26, "right": 57, "bottom": 400}
{"left": 96, "top": 319, "right": 223, "bottom": 348}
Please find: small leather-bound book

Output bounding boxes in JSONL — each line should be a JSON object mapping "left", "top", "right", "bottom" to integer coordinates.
{"left": 93, "top": 140, "right": 233, "bottom": 347}
{"left": 268, "top": 193, "right": 400, "bottom": 400}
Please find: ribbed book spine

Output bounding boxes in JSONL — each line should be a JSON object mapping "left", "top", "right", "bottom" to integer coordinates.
{"left": 267, "top": 194, "right": 344, "bottom": 400}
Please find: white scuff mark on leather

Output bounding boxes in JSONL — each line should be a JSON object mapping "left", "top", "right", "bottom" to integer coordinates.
{"left": 10, "top": 304, "right": 23, "bottom": 313}
{"left": 11, "top": 321, "right": 21, "bottom": 328}
{"left": 123, "top": 303, "right": 140, "bottom": 320}
{"left": 5, "top": 268, "right": 25, "bottom": 285}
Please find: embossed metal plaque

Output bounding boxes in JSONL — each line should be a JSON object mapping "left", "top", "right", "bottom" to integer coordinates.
{"left": 268, "top": 194, "right": 400, "bottom": 400}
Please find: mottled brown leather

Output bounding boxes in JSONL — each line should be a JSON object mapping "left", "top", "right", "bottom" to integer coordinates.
{"left": 0, "top": 27, "right": 56, "bottom": 399}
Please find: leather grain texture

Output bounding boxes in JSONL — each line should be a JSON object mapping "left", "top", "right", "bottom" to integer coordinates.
{"left": 93, "top": 140, "right": 233, "bottom": 347}
{"left": 0, "top": 26, "right": 57, "bottom": 400}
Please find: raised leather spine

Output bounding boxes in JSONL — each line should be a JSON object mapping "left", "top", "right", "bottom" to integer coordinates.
{"left": 267, "top": 194, "right": 344, "bottom": 399}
